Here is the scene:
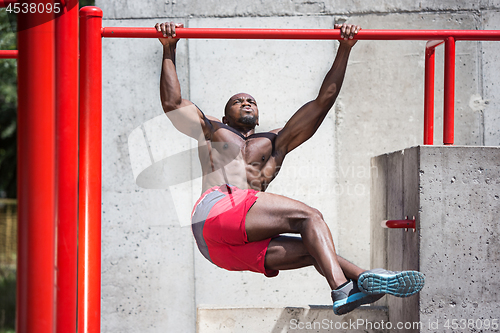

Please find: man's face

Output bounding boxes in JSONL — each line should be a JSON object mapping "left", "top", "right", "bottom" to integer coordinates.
{"left": 224, "top": 93, "right": 259, "bottom": 128}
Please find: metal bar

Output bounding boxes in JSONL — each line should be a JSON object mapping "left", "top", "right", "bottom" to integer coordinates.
{"left": 444, "top": 37, "right": 456, "bottom": 145}
{"left": 78, "top": 6, "right": 103, "bottom": 333}
{"left": 16, "top": 2, "right": 56, "bottom": 332}
{"left": 55, "top": 1, "right": 78, "bottom": 332}
{"left": 0, "top": 0, "right": 17, "bottom": 7}
{"left": 381, "top": 219, "right": 416, "bottom": 230}
{"left": 101, "top": 27, "right": 500, "bottom": 40}
{"left": 0, "top": 50, "right": 18, "bottom": 59}
{"left": 424, "top": 41, "right": 441, "bottom": 145}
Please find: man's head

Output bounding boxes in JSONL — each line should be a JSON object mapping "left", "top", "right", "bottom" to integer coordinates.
{"left": 223, "top": 93, "right": 260, "bottom": 130}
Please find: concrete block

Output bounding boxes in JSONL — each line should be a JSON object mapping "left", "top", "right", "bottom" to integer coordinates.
{"left": 197, "top": 306, "right": 389, "bottom": 333}
{"left": 418, "top": 146, "right": 500, "bottom": 330}
{"left": 371, "top": 146, "right": 500, "bottom": 332}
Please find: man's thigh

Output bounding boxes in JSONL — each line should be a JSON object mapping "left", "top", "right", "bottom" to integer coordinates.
{"left": 245, "top": 191, "right": 317, "bottom": 242}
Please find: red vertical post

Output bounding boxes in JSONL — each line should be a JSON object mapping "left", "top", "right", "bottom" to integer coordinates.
{"left": 424, "top": 45, "right": 436, "bottom": 145}
{"left": 17, "top": 1, "right": 56, "bottom": 333}
{"left": 78, "top": 6, "right": 103, "bottom": 333}
{"left": 443, "top": 37, "right": 455, "bottom": 145}
{"left": 55, "top": 1, "right": 79, "bottom": 332}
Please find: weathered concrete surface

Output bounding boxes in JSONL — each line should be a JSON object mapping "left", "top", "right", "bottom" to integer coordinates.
{"left": 97, "top": 0, "right": 500, "bottom": 19}
{"left": 100, "top": 19, "right": 196, "bottom": 333}
{"left": 482, "top": 10, "right": 500, "bottom": 145}
{"left": 371, "top": 146, "right": 500, "bottom": 332}
{"left": 197, "top": 306, "right": 389, "bottom": 333}
{"left": 418, "top": 146, "right": 500, "bottom": 331}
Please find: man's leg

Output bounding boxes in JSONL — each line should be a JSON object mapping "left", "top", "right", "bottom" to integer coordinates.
{"left": 246, "top": 191, "right": 349, "bottom": 290}
{"left": 264, "top": 236, "right": 365, "bottom": 281}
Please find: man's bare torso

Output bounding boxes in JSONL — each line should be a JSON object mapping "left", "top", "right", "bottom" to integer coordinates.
{"left": 198, "top": 120, "right": 284, "bottom": 193}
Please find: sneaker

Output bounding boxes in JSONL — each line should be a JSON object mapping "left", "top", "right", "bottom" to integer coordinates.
{"left": 331, "top": 280, "right": 384, "bottom": 315}
{"left": 357, "top": 268, "right": 425, "bottom": 298}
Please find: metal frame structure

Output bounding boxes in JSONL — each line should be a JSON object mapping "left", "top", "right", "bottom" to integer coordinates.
{"left": 100, "top": 26, "right": 500, "bottom": 146}
{"left": 2, "top": 2, "right": 500, "bottom": 332}
{"left": 1, "top": 1, "right": 78, "bottom": 333}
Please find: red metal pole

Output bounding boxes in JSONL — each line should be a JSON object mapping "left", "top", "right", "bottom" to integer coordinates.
{"left": 78, "top": 6, "right": 103, "bottom": 333}
{"left": 17, "top": 1, "right": 56, "bottom": 333}
{"left": 101, "top": 27, "right": 500, "bottom": 41}
{"left": 424, "top": 42, "right": 439, "bottom": 145}
{"left": 55, "top": 1, "right": 78, "bottom": 332}
{"left": 424, "top": 40, "right": 445, "bottom": 145}
{"left": 443, "top": 37, "right": 456, "bottom": 145}
{"left": 0, "top": 50, "right": 18, "bottom": 58}
{"left": 424, "top": 46, "right": 435, "bottom": 145}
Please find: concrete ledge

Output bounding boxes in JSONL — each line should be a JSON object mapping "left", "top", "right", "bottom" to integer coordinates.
{"left": 197, "top": 305, "right": 389, "bottom": 333}
{"left": 371, "top": 146, "right": 500, "bottom": 332}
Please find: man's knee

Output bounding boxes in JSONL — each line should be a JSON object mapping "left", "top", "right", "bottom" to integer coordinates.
{"left": 293, "top": 207, "right": 325, "bottom": 232}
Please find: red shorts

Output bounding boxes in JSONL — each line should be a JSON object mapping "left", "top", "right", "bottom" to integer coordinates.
{"left": 191, "top": 184, "right": 279, "bottom": 278}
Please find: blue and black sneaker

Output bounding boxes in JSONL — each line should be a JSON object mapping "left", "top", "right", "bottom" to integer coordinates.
{"left": 357, "top": 268, "right": 425, "bottom": 298}
{"left": 331, "top": 280, "right": 384, "bottom": 315}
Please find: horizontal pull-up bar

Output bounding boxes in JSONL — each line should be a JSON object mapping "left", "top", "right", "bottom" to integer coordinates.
{"left": 101, "top": 27, "right": 500, "bottom": 41}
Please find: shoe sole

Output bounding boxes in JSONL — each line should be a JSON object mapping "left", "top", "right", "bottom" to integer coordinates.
{"left": 358, "top": 271, "right": 425, "bottom": 298}
{"left": 333, "top": 293, "right": 384, "bottom": 315}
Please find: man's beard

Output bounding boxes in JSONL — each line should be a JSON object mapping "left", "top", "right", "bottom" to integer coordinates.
{"left": 240, "top": 114, "right": 258, "bottom": 127}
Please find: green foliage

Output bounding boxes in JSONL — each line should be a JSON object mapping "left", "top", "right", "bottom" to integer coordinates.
{"left": 0, "top": 268, "right": 15, "bottom": 331}
{"left": 0, "top": 9, "right": 17, "bottom": 199}
{"left": 80, "top": 0, "right": 95, "bottom": 8}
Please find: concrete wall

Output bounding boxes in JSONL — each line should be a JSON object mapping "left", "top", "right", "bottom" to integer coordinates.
{"left": 96, "top": 0, "right": 500, "bottom": 331}
{"left": 371, "top": 146, "right": 500, "bottom": 332}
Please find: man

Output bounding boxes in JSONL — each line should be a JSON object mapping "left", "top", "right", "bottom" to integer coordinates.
{"left": 155, "top": 21, "right": 425, "bottom": 315}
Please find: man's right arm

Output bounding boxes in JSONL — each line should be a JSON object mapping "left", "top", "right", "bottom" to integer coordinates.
{"left": 156, "top": 22, "right": 211, "bottom": 140}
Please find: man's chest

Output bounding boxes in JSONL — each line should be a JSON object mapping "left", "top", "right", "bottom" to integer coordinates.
{"left": 209, "top": 131, "right": 276, "bottom": 168}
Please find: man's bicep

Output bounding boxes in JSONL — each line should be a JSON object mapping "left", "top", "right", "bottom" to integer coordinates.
{"left": 165, "top": 100, "right": 212, "bottom": 140}
{"left": 275, "top": 100, "right": 327, "bottom": 154}
{"left": 274, "top": 102, "right": 315, "bottom": 154}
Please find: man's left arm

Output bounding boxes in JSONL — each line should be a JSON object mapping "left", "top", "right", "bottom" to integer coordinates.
{"left": 275, "top": 23, "right": 360, "bottom": 155}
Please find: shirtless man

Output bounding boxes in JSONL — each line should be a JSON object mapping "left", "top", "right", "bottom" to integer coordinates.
{"left": 155, "top": 21, "right": 425, "bottom": 315}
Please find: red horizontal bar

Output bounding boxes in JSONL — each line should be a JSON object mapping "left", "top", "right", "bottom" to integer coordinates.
{"left": 102, "top": 27, "right": 500, "bottom": 41}
{"left": 0, "top": 50, "right": 18, "bottom": 59}
{"left": 381, "top": 219, "right": 416, "bottom": 229}
{"left": 0, "top": 0, "right": 17, "bottom": 7}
